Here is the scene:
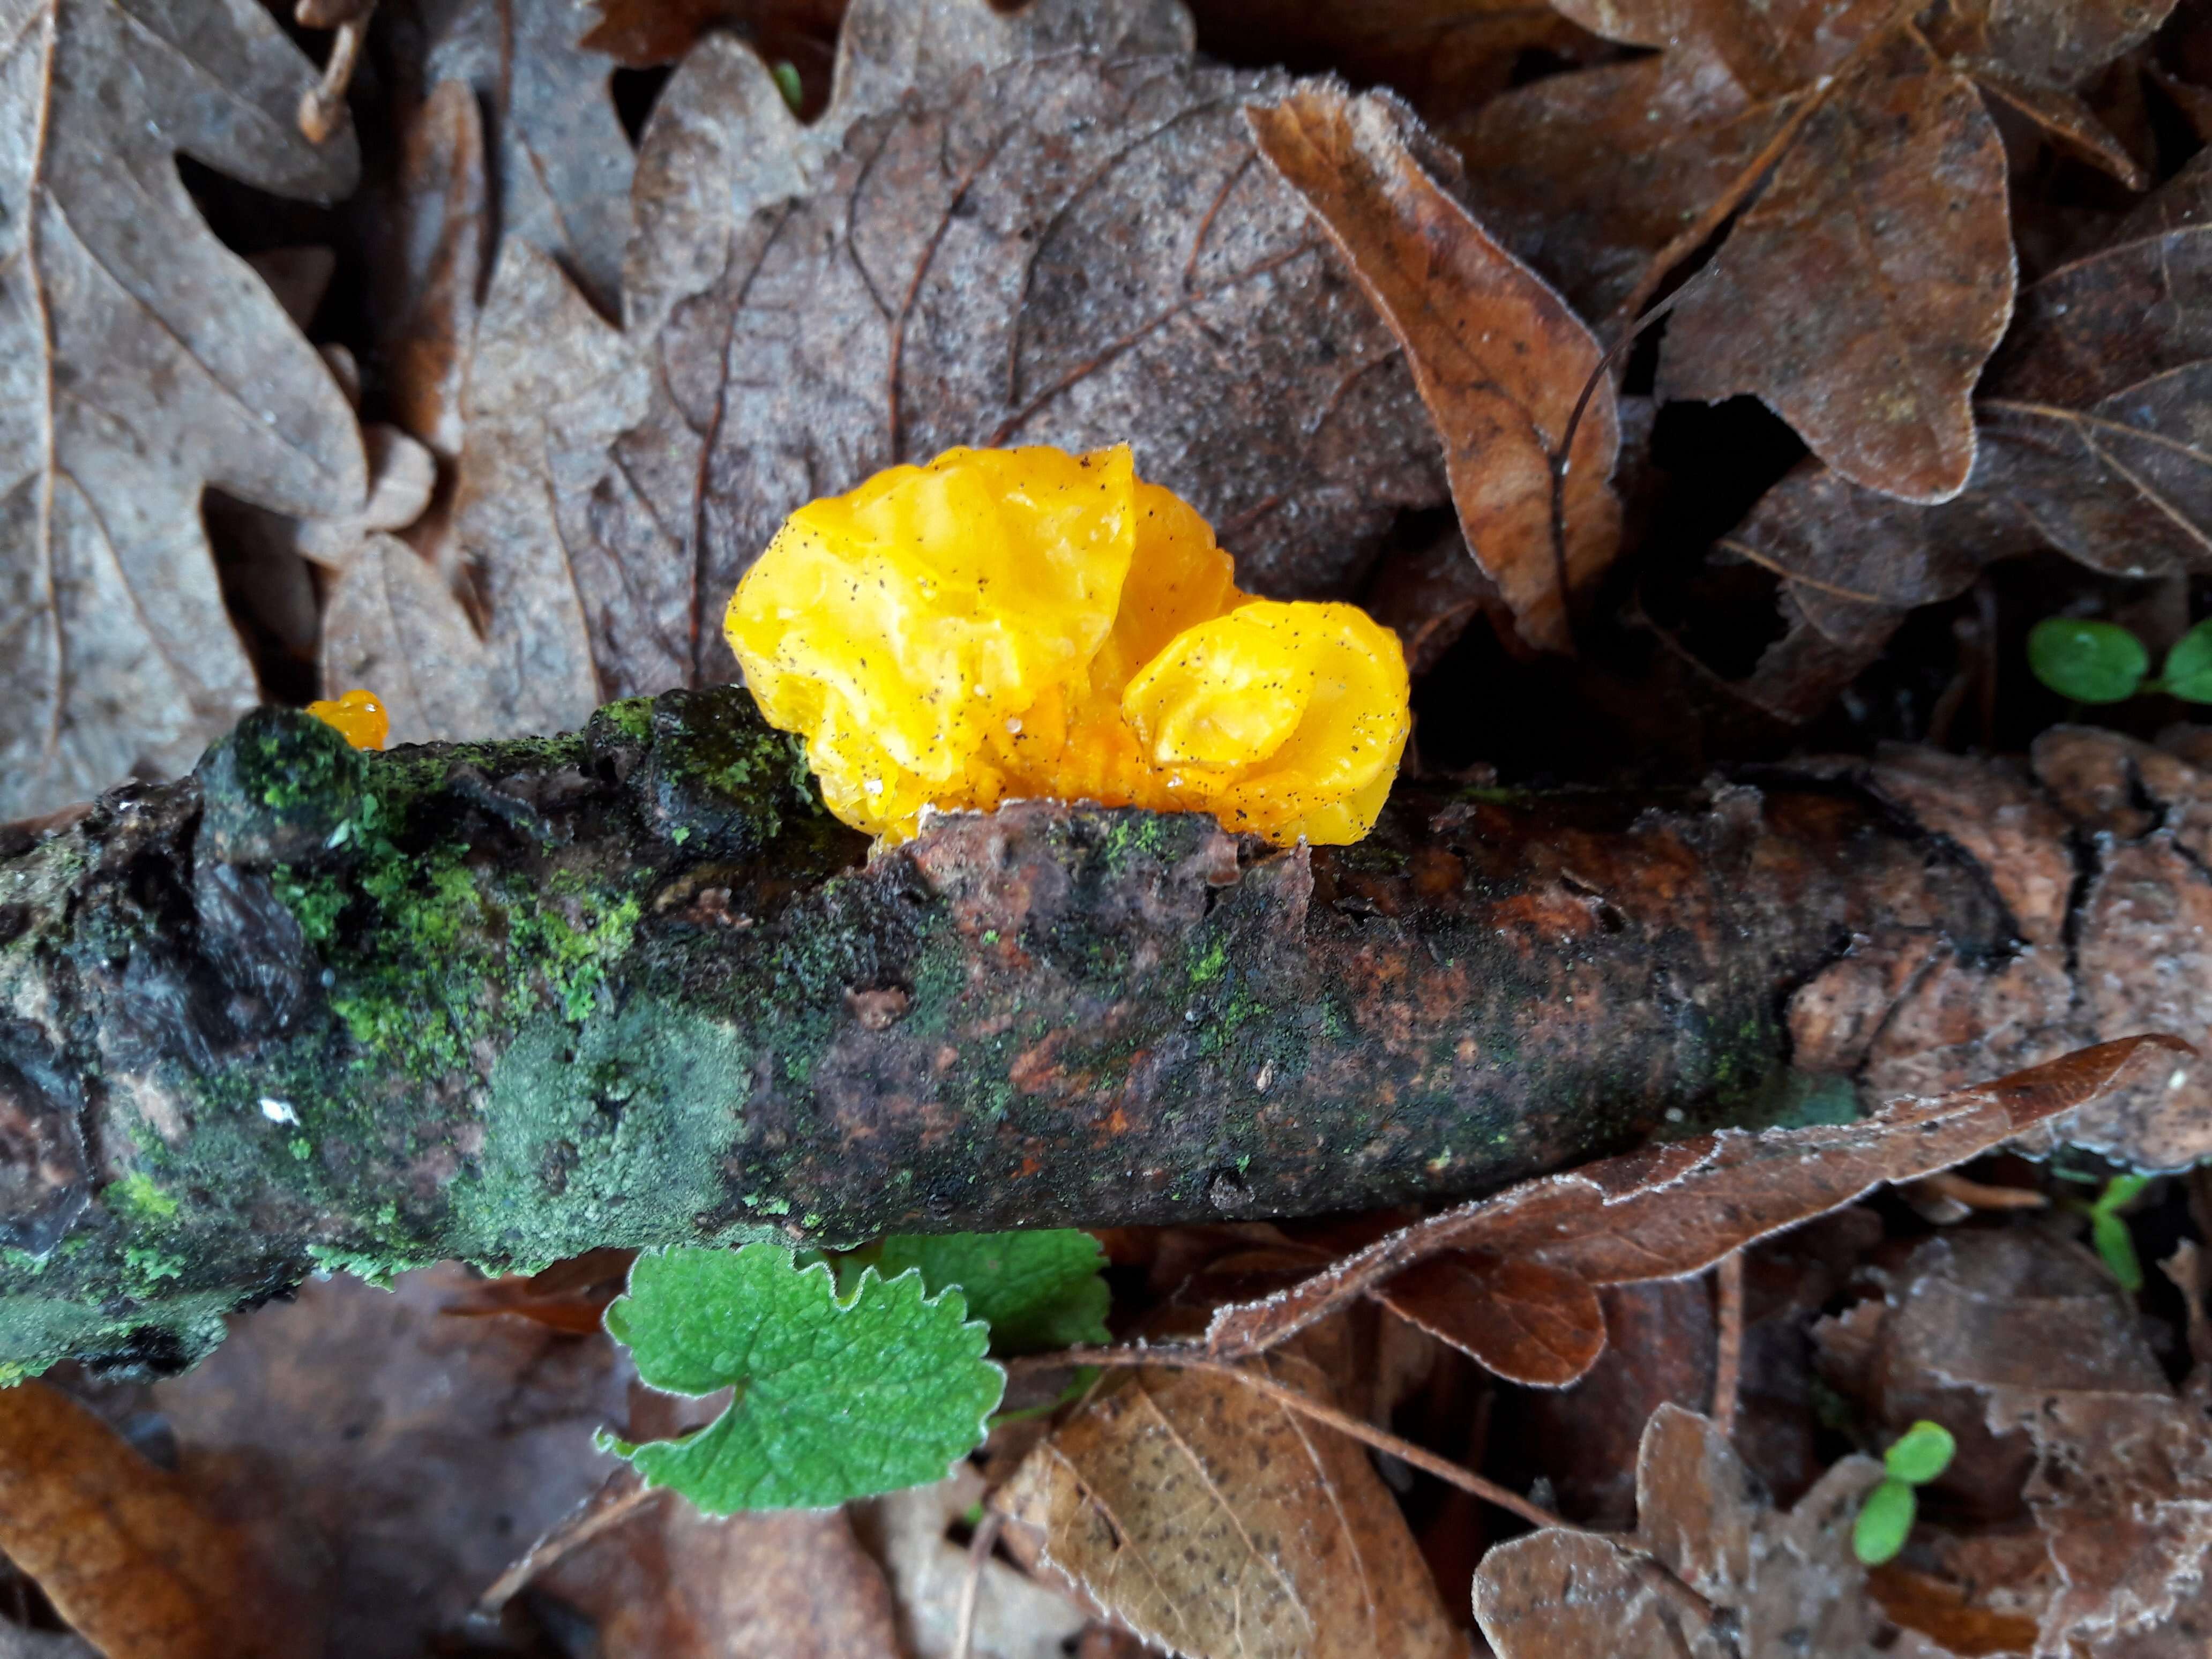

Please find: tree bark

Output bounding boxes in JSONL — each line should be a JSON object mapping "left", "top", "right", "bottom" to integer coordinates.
{"left": 1, "top": 689, "right": 2202, "bottom": 1377}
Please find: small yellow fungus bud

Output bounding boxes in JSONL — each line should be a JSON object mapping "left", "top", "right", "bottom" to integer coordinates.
{"left": 304, "top": 688, "right": 388, "bottom": 751}
{"left": 724, "top": 445, "right": 1410, "bottom": 846}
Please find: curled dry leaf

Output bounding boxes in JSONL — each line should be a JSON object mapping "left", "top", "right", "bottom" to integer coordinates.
{"left": 0, "top": 1381, "right": 313, "bottom": 1659}
{"left": 385, "top": 0, "right": 1455, "bottom": 741}
{"left": 992, "top": 1348, "right": 1464, "bottom": 1659}
{"left": 1377, "top": 1251, "right": 1606, "bottom": 1389}
{"left": 1717, "top": 143, "right": 2212, "bottom": 716}
{"left": 370, "top": 74, "right": 488, "bottom": 459}
{"left": 1460, "top": 0, "right": 2173, "bottom": 505}
{"left": 1474, "top": 1404, "right": 1897, "bottom": 1659}
{"left": 1204, "top": 1035, "right": 2188, "bottom": 1372}
{"left": 0, "top": 0, "right": 367, "bottom": 820}
{"left": 1248, "top": 85, "right": 1620, "bottom": 652}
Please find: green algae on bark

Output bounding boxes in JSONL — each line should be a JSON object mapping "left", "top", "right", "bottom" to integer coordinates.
{"left": 0, "top": 687, "right": 2155, "bottom": 1380}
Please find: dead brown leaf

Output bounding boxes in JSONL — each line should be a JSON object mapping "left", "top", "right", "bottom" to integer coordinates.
{"left": 1817, "top": 1224, "right": 2212, "bottom": 1653}
{"left": 1249, "top": 85, "right": 1620, "bottom": 651}
{"left": 388, "top": 0, "right": 637, "bottom": 320}
{"left": 1765, "top": 734, "right": 2212, "bottom": 1171}
{"left": 0, "top": 0, "right": 368, "bottom": 820}
{"left": 1459, "top": 0, "right": 2174, "bottom": 505}
{"left": 1204, "top": 1036, "right": 2186, "bottom": 1369}
{"left": 440, "top": 1245, "right": 639, "bottom": 1334}
{"left": 1187, "top": 0, "right": 1602, "bottom": 121}
{"left": 535, "top": 1498, "right": 906, "bottom": 1658}
{"left": 369, "top": 74, "right": 488, "bottom": 460}
{"left": 992, "top": 1348, "right": 1465, "bottom": 1659}
{"left": 0, "top": 1381, "right": 312, "bottom": 1659}
{"left": 1700, "top": 135, "right": 2212, "bottom": 719}
{"left": 152, "top": 1264, "right": 632, "bottom": 1659}
{"left": 1655, "top": 32, "right": 2013, "bottom": 504}
{"left": 854, "top": 1469, "right": 1092, "bottom": 1659}
{"left": 375, "top": 0, "right": 1453, "bottom": 739}
{"left": 1377, "top": 1251, "right": 1606, "bottom": 1388}
{"left": 584, "top": 0, "right": 847, "bottom": 107}
{"left": 1473, "top": 1403, "right": 1895, "bottom": 1658}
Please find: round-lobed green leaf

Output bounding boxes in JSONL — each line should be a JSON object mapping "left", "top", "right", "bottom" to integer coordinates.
{"left": 599, "top": 1243, "right": 1003, "bottom": 1513}
{"left": 2028, "top": 618, "right": 2149, "bottom": 704}
{"left": 871, "top": 1229, "right": 1111, "bottom": 1355}
{"left": 2163, "top": 619, "right": 2212, "bottom": 704}
{"left": 1852, "top": 1477, "right": 1918, "bottom": 1566}
{"left": 1882, "top": 1419, "right": 1956, "bottom": 1486}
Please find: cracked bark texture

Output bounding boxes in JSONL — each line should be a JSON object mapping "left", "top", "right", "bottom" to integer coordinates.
{"left": 0, "top": 690, "right": 2203, "bottom": 1378}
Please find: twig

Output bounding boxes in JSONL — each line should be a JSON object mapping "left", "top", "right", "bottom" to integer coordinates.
{"left": 1712, "top": 1252, "right": 1745, "bottom": 1443}
{"left": 1912, "top": 1170, "right": 2047, "bottom": 1211}
{"left": 296, "top": 2, "right": 375, "bottom": 144}
{"left": 952, "top": 1507, "right": 1002, "bottom": 1659}
{"left": 1011, "top": 1345, "right": 1569, "bottom": 1533}
{"left": 472, "top": 1468, "right": 662, "bottom": 1621}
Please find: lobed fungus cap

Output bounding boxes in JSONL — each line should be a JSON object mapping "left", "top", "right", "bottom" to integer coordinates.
{"left": 724, "top": 444, "right": 1409, "bottom": 846}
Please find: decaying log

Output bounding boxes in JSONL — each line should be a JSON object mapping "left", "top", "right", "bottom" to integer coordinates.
{"left": 1, "top": 689, "right": 2204, "bottom": 1376}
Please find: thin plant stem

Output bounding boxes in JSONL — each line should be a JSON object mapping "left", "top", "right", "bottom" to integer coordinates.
{"left": 1713, "top": 1251, "right": 1745, "bottom": 1443}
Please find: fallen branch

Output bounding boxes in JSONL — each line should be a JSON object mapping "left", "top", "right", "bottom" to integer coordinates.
{"left": 0, "top": 691, "right": 2198, "bottom": 1374}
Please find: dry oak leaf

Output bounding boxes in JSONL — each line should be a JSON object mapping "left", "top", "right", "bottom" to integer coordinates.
{"left": 391, "top": 0, "right": 637, "bottom": 322}
{"left": 1473, "top": 1404, "right": 1903, "bottom": 1658}
{"left": 1459, "top": 0, "right": 2176, "bottom": 504}
{"left": 1249, "top": 84, "right": 1620, "bottom": 652}
{"left": 1202, "top": 1035, "right": 2186, "bottom": 1377}
{"left": 0, "top": 0, "right": 368, "bottom": 820}
{"left": 377, "top": 0, "right": 1454, "bottom": 742}
{"left": 0, "top": 1380, "right": 313, "bottom": 1659}
{"left": 992, "top": 1347, "right": 1466, "bottom": 1659}
{"left": 1715, "top": 143, "right": 2212, "bottom": 720}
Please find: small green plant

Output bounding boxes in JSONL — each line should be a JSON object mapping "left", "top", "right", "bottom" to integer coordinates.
{"left": 601, "top": 1228, "right": 1111, "bottom": 1514}
{"left": 2028, "top": 615, "right": 2212, "bottom": 704}
{"left": 2057, "top": 1171, "right": 2155, "bottom": 1292}
{"left": 1853, "top": 1419, "right": 1956, "bottom": 1566}
{"left": 861, "top": 1229, "right": 1112, "bottom": 1354}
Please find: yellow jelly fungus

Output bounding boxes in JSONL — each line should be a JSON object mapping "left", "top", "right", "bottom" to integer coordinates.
{"left": 305, "top": 688, "right": 389, "bottom": 751}
{"left": 724, "top": 445, "right": 1410, "bottom": 847}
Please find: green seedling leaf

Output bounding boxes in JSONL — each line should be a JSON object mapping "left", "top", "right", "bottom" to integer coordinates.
{"left": 1882, "top": 1420, "right": 1956, "bottom": 1486}
{"left": 2093, "top": 1209, "right": 2144, "bottom": 1294}
{"left": 2073, "top": 1174, "right": 2153, "bottom": 1292}
{"left": 600, "top": 1244, "right": 1003, "bottom": 1513}
{"left": 771, "top": 60, "right": 803, "bottom": 111}
{"left": 873, "top": 1230, "right": 1111, "bottom": 1354}
{"left": 2162, "top": 619, "right": 2212, "bottom": 703}
{"left": 1852, "top": 1477, "right": 1918, "bottom": 1566}
{"left": 2098, "top": 1173, "right": 2155, "bottom": 1211}
{"left": 2028, "top": 617, "right": 2149, "bottom": 704}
